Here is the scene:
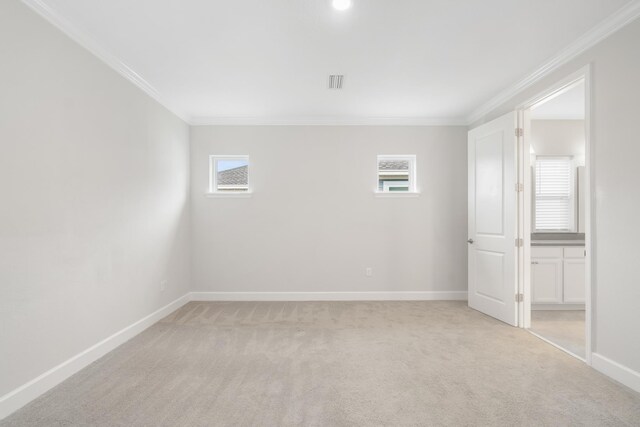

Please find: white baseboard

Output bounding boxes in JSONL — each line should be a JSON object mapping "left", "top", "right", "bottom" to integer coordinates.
{"left": 591, "top": 353, "right": 640, "bottom": 393}
{"left": 190, "top": 291, "right": 468, "bottom": 302}
{"left": 0, "top": 289, "right": 465, "bottom": 420}
{"left": 0, "top": 293, "right": 191, "bottom": 420}
{"left": 4, "top": 290, "right": 638, "bottom": 421}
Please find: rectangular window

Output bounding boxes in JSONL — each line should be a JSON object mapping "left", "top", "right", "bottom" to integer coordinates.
{"left": 377, "top": 155, "right": 417, "bottom": 193}
{"left": 209, "top": 155, "right": 250, "bottom": 193}
{"left": 534, "top": 156, "right": 574, "bottom": 231}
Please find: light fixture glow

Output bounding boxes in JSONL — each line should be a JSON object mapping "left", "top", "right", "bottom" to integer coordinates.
{"left": 332, "top": 0, "right": 352, "bottom": 11}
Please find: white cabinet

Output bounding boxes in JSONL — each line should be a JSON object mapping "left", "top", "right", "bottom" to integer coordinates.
{"left": 564, "top": 259, "right": 586, "bottom": 302}
{"left": 531, "top": 259, "right": 562, "bottom": 303}
{"left": 531, "top": 246, "right": 585, "bottom": 305}
{"left": 563, "top": 247, "right": 586, "bottom": 303}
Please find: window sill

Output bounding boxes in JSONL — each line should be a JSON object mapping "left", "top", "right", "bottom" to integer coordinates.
{"left": 374, "top": 191, "right": 421, "bottom": 198}
{"left": 206, "top": 191, "right": 253, "bottom": 198}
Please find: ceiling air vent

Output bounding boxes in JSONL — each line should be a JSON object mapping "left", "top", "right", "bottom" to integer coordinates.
{"left": 328, "top": 74, "right": 344, "bottom": 89}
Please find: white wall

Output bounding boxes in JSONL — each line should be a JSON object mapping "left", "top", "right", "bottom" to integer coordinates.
{"left": 4, "top": 0, "right": 637, "bottom": 412}
{"left": 0, "top": 0, "right": 190, "bottom": 398}
{"left": 472, "top": 19, "right": 640, "bottom": 376}
{"left": 531, "top": 120, "right": 585, "bottom": 165}
{"left": 190, "top": 126, "right": 467, "bottom": 297}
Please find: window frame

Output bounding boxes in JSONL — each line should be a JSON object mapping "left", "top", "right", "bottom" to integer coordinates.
{"left": 533, "top": 155, "right": 576, "bottom": 232}
{"left": 375, "top": 154, "right": 419, "bottom": 197}
{"left": 208, "top": 155, "right": 252, "bottom": 197}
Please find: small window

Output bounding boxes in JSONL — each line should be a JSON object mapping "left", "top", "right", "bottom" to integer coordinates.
{"left": 209, "top": 155, "right": 250, "bottom": 193}
{"left": 534, "top": 156, "right": 575, "bottom": 231}
{"left": 377, "top": 155, "right": 417, "bottom": 193}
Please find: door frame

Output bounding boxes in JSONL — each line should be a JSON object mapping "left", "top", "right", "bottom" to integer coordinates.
{"left": 516, "top": 65, "right": 593, "bottom": 364}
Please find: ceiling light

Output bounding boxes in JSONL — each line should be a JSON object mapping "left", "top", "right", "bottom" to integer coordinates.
{"left": 332, "top": 0, "right": 352, "bottom": 11}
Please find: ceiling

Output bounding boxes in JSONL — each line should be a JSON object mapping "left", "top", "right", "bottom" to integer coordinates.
{"left": 531, "top": 81, "right": 585, "bottom": 120}
{"left": 29, "top": 0, "right": 635, "bottom": 124}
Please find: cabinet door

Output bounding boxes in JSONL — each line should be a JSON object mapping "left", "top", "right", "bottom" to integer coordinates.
{"left": 531, "top": 258, "right": 562, "bottom": 303}
{"left": 564, "top": 259, "right": 586, "bottom": 303}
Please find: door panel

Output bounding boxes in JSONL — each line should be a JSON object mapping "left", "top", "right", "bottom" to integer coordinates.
{"left": 475, "top": 250, "right": 505, "bottom": 302}
{"left": 468, "top": 112, "right": 518, "bottom": 326}
{"left": 475, "top": 133, "right": 505, "bottom": 235}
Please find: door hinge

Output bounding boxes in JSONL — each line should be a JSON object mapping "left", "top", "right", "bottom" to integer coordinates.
{"left": 515, "top": 183, "right": 524, "bottom": 192}
{"left": 515, "top": 238, "right": 523, "bottom": 247}
{"left": 515, "top": 293, "right": 524, "bottom": 303}
{"left": 515, "top": 128, "right": 524, "bottom": 137}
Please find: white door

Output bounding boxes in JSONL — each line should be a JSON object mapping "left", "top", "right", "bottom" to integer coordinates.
{"left": 468, "top": 112, "right": 519, "bottom": 326}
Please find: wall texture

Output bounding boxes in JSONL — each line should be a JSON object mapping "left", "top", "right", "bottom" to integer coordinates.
{"left": 0, "top": 0, "right": 190, "bottom": 397}
{"left": 531, "top": 120, "right": 585, "bottom": 164}
{"left": 190, "top": 126, "right": 467, "bottom": 297}
{"left": 472, "top": 19, "right": 640, "bottom": 375}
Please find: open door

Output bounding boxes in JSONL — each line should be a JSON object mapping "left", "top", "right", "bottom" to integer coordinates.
{"left": 468, "top": 112, "right": 519, "bottom": 326}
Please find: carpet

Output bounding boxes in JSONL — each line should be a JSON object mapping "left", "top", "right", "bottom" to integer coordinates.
{"left": 2, "top": 301, "right": 639, "bottom": 426}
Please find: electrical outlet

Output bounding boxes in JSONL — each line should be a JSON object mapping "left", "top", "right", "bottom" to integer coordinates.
{"left": 365, "top": 267, "right": 373, "bottom": 277}
{"left": 160, "top": 279, "right": 167, "bottom": 292}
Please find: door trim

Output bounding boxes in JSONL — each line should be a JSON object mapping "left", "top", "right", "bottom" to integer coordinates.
{"left": 516, "top": 65, "right": 593, "bottom": 365}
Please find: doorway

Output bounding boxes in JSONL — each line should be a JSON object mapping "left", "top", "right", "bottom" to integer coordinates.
{"left": 519, "top": 68, "right": 592, "bottom": 362}
{"left": 466, "top": 67, "right": 592, "bottom": 363}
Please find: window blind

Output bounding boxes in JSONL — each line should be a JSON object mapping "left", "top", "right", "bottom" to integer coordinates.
{"left": 535, "top": 157, "right": 573, "bottom": 231}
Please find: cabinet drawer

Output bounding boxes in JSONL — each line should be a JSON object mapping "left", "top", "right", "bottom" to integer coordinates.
{"left": 531, "top": 247, "right": 563, "bottom": 258}
{"left": 564, "top": 247, "right": 585, "bottom": 258}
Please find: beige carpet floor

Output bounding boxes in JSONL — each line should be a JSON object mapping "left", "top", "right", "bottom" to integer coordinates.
{"left": 2, "top": 301, "right": 639, "bottom": 426}
{"left": 530, "top": 310, "right": 586, "bottom": 358}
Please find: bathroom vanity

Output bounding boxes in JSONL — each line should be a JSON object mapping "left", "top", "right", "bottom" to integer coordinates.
{"left": 531, "top": 234, "right": 585, "bottom": 308}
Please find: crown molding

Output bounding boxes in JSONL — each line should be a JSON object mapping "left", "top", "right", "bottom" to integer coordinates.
{"left": 466, "top": 1, "right": 640, "bottom": 125}
{"left": 19, "top": 0, "right": 190, "bottom": 123}
{"left": 188, "top": 116, "right": 468, "bottom": 126}
{"left": 19, "top": 0, "right": 465, "bottom": 128}
{"left": 530, "top": 114, "right": 585, "bottom": 121}
{"left": 21, "top": 0, "right": 640, "bottom": 129}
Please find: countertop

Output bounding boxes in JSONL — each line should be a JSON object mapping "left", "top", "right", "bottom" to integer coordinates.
{"left": 531, "top": 240, "right": 585, "bottom": 247}
{"left": 531, "top": 233, "right": 585, "bottom": 247}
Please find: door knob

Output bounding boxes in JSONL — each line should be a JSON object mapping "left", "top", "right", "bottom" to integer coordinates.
{"left": 467, "top": 239, "right": 474, "bottom": 244}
